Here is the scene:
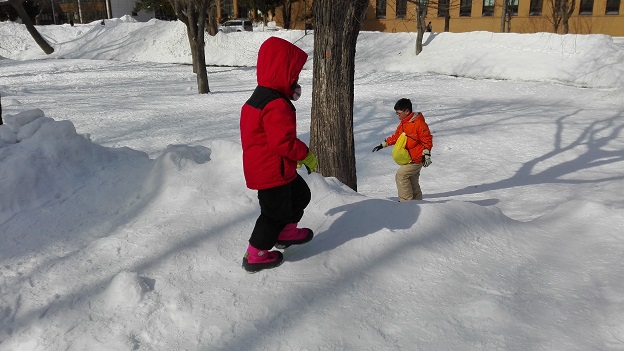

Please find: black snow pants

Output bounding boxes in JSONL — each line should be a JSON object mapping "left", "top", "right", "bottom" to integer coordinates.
{"left": 249, "top": 174, "right": 311, "bottom": 250}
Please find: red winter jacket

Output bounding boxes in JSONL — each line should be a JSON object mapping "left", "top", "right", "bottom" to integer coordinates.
{"left": 385, "top": 112, "right": 433, "bottom": 164}
{"left": 240, "top": 37, "right": 309, "bottom": 190}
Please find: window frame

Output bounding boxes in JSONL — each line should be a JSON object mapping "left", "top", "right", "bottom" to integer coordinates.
{"left": 396, "top": 0, "right": 407, "bottom": 18}
{"left": 438, "top": 0, "right": 450, "bottom": 17}
{"left": 376, "top": 0, "right": 387, "bottom": 18}
{"left": 482, "top": 0, "right": 495, "bottom": 16}
{"left": 460, "top": 0, "right": 473, "bottom": 16}
{"left": 605, "top": 0, "right": 620, "bottom": 14}
{"left": 507, "top": 0, "right": 519, "bottom": 15}
{"left": 529, "top": 0, "right": 543, "bottom": 15}
{"left": 579, "top": 0, "right": 594, "bottom": 14}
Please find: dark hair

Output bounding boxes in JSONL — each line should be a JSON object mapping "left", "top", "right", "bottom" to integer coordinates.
{"left": 394, "top": 98, "right": 412, "bottom": 112}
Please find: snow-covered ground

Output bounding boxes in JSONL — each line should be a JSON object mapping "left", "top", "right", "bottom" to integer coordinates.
{"left": 1, "top": 18, "right": 624, "bottom": 351}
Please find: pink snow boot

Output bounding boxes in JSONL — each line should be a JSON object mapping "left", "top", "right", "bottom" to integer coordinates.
{"left": 275, "top": 223, "right": 314, "bottom": 249}
{"left": 242, "top": 245, "right": 283, "bottom": 273}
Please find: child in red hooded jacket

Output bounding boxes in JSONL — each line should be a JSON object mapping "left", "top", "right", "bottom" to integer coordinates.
{"left": 372, "top": 98, "right": 433, "bottom": 202}
{"left": 239, "top": 37, "right": 317, "bottom": 273}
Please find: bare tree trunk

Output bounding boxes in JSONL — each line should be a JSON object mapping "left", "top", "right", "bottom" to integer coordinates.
{"left": 550, "top": 0, "right": 564, "bottom": 32}
{"left": 185, "top": 15, "right": 198, "bottom": 73}
{"left": 281, "top": 0, "right": 293, "bottom": 29}
{"left": 206, "top": 2, "right": 218, "bottom": 36}
{"left": 174, "top": 0, "right": 211, "bottom": 93}
{"left": 561, "top": 0, "right": 575, "bottom": 34}
{"left": 1, "top": 95, "right": 3, "bottom": 125}
{"left": 548, "top": 0, "right": 575, "bottom": 33}
{"left": 8, "top": 0, "right": 54, "bottom": 54}
{"left": 500, "top": 0, "right": 508, "bottom": 32}
{"left": 413, "top": 0, "right": 428, "bottom": 55}
{"left": 310, "top": 0, "right": 368, "bottom": 191}
{"left": 195, "top": 4, "right": 209, "bottom": 93}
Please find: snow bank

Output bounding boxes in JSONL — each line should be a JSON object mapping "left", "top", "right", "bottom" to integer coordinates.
{"left": 1, "top": 21, "right": 623, "bottom": 88}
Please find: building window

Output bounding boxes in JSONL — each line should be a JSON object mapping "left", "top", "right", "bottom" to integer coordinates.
{"left": 376, "top": 0, "right": 387, "bottom": 18}
{"left": 529, "top": 0, "right": 543, "bottom": 15}
{"left": 507, "top": 0, "right": 519, "bottom": 15}
{"left": 579, "top": 0, "right": 594, "bottom": 14}
{"left": 482, "top": 0, "right": 495, "bottom": 15}
{"left": 438, "top": 0, "right": 450, "bottom": 17}
{"left": 396, "top": 0, "right": 407, "bottom": 18}
{"left": 220, "top": 0, "right": 234, "bottom": 19}
{"left": 606, "top": 0, "right": 620, "bottom": 14}
{"left": 460, "top": 0, "right": 472, "bottom": 16}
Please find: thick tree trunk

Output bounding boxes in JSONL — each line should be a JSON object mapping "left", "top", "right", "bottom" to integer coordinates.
{"left": 415, "top": 2, "right": 428, "bottom": 55}
{"left": 8, "top": 0, "right": 54, "bottom": 54}
{"left": 310, "top": 0, "right": 368, "bottom": 191}
{"left": 206, "top": 3, "right": 218, "bottom": 36}
{"left": 175, "top": 0, "right": 210, "bottom": 93}
{"left": 184, "top": 10, "right": 198, "bottom": 73}
{"left": 195, "top": 4, "right": 209, "bottom": 93}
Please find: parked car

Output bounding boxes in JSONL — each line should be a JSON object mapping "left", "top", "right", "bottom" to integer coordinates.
{"left": 218, "top": 19, "right": 253, "bottom": 33}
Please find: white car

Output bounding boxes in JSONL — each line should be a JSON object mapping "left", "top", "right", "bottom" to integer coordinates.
{"left": 218, "top": 19, "right": 253, "bottom": 33}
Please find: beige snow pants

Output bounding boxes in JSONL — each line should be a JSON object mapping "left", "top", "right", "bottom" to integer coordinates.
{"left": 395, "top": 162, "right": 423, "bottom": 202}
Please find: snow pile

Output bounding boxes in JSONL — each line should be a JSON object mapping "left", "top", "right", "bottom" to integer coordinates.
{"left": 0, "top": 110, "right": 126, "bottom": 222}
{"left": 1, "top": 19, "right": 624, "bottom": 351}
{"left": 388, "top": 31, "right": 624, "bottom": 88}
{"left": 1, "top": 20, "right": 623, "bottom": 87}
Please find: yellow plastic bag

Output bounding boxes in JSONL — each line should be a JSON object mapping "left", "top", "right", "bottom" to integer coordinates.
{"left": 392, "top": 133, "right": 412, "bottom": 165}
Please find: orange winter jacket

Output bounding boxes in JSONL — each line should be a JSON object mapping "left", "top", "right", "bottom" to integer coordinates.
{"left": 385, "top": 112, "right": 433, "bottom": 164}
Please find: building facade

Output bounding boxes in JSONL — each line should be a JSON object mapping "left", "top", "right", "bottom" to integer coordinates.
{"left": 57, "top": 0, "right": 110, "bottom": 24}
{"left": 272, "top": 0, "right": 623, "bottom": 36}
{"left": 2, "top": 0, "right": 621, "bottom": 36}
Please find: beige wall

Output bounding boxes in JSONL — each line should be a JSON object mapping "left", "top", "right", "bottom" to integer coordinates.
{"left": 275, "top": 0, "right": 624, "bottom": 36}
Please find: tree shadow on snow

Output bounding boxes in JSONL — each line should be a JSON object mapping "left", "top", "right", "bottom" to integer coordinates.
{"left": 358, "top": 90, "right": 624, "bottom": 205}
{"left": 213, "top": 203, "right": 453, "bottom": 351}
{"left": 287, "top": 198, "right": 420, "bottom": 262}
{"left": 427, "top": 108, "right": 624, "bottom": 199}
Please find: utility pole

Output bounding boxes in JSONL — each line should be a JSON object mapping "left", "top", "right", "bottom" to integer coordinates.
{"left": 77, "top": 0, "right": 83, "bottom": 23}
{"left": 500, "top": 0, "right": 508, "bottom": 32}
{"left": 106, "top": 0, "right": 111, "bottom": 18}
{"left": 50, "top": 0, "right": 56, "bottom": 24}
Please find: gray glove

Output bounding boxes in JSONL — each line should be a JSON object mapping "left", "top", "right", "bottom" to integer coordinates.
{"left": 422, "top": 149, "right": 432, "bottom": 167}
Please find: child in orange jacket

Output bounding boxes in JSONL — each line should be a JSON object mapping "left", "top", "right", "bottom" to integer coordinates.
{"left": 372, "top": 98, "right": 433, "bottom": 201}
